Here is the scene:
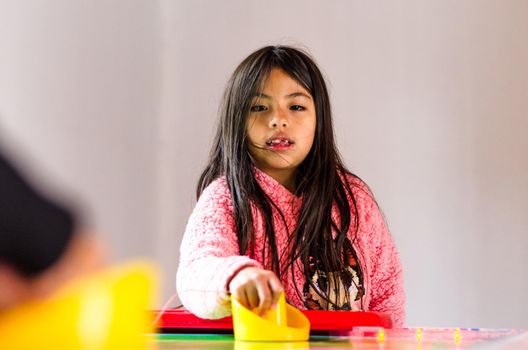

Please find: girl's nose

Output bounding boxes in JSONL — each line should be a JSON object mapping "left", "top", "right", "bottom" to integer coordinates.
{"left": 269, "top": 108, "right": 288, "bottom": 128}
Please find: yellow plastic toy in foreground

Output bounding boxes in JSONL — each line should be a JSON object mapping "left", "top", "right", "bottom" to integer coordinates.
{"left": 232, "top": 292, "right": 310, "bottom": 342}
{"left": 0, "top": 260, "right": 157, "bottom": 350}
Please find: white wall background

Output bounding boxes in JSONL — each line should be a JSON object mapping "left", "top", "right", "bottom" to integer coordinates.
{"left": 1, "top": 0, "right": 527, "bottom": 328}
{"left": 0, "top": 1, "right": 161, "bottom": 263}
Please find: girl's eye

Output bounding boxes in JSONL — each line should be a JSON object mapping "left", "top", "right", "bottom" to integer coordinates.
{"left": 250, "top": 105, "right": 267, "bottom": 112}
{"left": 290, "top": 105, "right": 306, "bottom": 111}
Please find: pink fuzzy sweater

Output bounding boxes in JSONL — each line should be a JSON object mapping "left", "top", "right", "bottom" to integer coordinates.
{"left": 176, "top": 169, "right": 406, "bottom": 327}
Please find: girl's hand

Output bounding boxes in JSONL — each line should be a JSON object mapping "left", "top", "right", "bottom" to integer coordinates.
{"left": 228, "top": 267, "right": 284, "bottom": 315}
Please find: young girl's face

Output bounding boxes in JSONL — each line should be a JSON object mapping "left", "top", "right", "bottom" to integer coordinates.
{"left": 246, "top": 68, "right": 316, "bottom": 189}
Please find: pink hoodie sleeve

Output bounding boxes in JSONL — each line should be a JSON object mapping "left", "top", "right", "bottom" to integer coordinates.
{"left": 363, "top": 194, "right": 406, "bottom": 327}
{"left": 176, "top": 179, "right": 261, "bottom": 319}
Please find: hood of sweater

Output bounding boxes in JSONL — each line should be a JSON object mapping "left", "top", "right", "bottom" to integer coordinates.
{"left": 253, "top": 167, "right": 303, "bottom": 208}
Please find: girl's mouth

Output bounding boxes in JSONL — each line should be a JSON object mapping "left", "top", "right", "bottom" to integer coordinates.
{"left": 266, "top": 137, "right": 294, "bottom": 150}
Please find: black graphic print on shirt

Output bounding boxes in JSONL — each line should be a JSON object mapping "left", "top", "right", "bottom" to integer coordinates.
{"left": 303, "top": 238, "right": 365, "bottom": 310}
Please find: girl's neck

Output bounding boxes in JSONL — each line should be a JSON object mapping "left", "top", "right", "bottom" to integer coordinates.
{"left": 258, "top": 168, "right": 296, "bottom": 193}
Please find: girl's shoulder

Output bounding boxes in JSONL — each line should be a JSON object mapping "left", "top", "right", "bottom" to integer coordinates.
{"left": 340, "top": 171, "right": 375, "bottom": 203}
{"left": 198, "top": 176, "right": 232, "bottom": 205}
{"left": 339, "top": 171, "right": 384, "bottom": 227}
{"left": 191, "top": 176, "right": 238, "bottom": 221}
{"left": 340, "top": 172, "right": 389, "bottom": 243}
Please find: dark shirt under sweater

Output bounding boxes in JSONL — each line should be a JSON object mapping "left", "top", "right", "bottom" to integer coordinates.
{"left": 0, "top": 151, "right": 75, "bottom": 276}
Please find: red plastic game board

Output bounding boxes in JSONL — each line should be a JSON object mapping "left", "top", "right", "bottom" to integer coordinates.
{"left": 154, "top": 308, "right": 393, "bottom": 335}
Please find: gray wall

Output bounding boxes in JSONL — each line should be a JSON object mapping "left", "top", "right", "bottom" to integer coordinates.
{"left": 1, "top": 1, "right": 527, "bottom": 328}
{"left": 0, "top": 1, "right": 161, "bottom": 264}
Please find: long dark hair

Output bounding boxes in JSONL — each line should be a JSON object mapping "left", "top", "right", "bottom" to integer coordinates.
{"left": 197, "top": 45, "right": 365, "bottom": 309}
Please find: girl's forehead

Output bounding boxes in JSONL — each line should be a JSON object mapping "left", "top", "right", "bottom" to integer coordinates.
{"left": 257, "top": 68, "right": 311, "bottom": 96}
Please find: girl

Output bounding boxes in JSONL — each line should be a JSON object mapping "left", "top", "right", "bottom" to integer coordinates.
{"left": 176, "top": 46, "right": 405, "bottom": 327}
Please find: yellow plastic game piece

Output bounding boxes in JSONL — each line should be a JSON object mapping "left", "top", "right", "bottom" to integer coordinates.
{"left": 454, "top": 328, "right": 462, "bottom": 345}
{"left": 0, "top": 260, "right": 158, "bottom": 350}
{"left": 378, "top": 329, "right": 385, "bottom": 343}
{"left": 231, "top": 292, "right": 310, "bottom": 342}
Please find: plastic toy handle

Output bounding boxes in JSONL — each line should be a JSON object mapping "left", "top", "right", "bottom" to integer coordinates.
{"left": 261, "top": 292, "right": 287, "bottom": 326}
{"left": 275, "top": 292, "right": 287, "bottom": 327}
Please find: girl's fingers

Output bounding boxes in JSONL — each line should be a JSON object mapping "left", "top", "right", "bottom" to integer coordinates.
{"left": 228, "top": 267, "right": 284, "bottom": 312}
{"left": 255, "top": 277, "right": 272, "bottom": 314}
{"left": 231, "top": 287, "right": 248, "bottom": 309}
{"left": 246, "top": 286, "right": 260, "bottom": 310}
{"left": 268, "top": 275, "right": 284, "bottom": 308}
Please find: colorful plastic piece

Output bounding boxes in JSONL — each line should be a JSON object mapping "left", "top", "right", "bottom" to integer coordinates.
{"left": 231, "top": 293, "right": 310, "bottom": 342}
